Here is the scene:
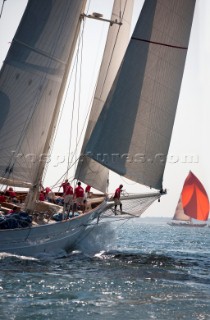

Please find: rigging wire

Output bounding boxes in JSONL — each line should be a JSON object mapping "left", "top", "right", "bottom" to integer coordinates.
{"left": 43, "top": 20, "right": 87, "bottom": 186}
{"left": 65, "top": 2, "right": 116, "bottom": 183}
{"left": 45, "top": 0, "right": 124, "bottom": 190}
{"left": 76, "top": 21, "right": 84, "bottom": 155}
{"left": 0, "top": 0, "right": 6, "bottom": 19}
{"left": 66, "top": 0, "right": 92, "bottom": 179}
{"left": 67, "top": 33, "right": 82, "bottom": 175}
{"left": 74, "top": 1, "right": 128, "bottom": 185}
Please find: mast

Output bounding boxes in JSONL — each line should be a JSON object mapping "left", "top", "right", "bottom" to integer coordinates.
{"left": 75, "top": 0, "right": 134, "bottom": 193}
{"left": 25, "top": 1, "right": 87, "bottom": 211}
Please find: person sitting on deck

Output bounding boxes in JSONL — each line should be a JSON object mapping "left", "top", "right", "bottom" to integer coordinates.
{"left": 42, "top": 186, "right": 55, "bottom": 203}
{"left": 6, "top": 187, "right": 18, "bottom": 203}
{"left": 0, "top": 191, "right": 6, "bottom": 203}
{"left": 74, "top": 182, "right": 85, "bottom": 213}
{"left": 8, "top": 206, "right": 20, "bottom": 215}
{"left": 113, "top": 184, "right": 123, "bottom": 215}
{"left": 39, "top": 191, "right": 45, "bottom": 201}
{"left": 44, "top": 186, "right": 51, "bottom": 197}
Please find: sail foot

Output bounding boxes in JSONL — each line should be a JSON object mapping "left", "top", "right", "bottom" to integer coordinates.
{"left": 104, "top": 193, "right": 161, "bottom": 217}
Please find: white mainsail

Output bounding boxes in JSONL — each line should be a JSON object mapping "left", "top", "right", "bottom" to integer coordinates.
{"left": 75, "top": 0, "right": 134, "bottom": 193}
{"left": 172, "top": 197, "right": 191, "bottom": 222}
{"left": 0, "top": 0, "right": 111, "bottom": 257}
{"left": 0, "top": 0, "right": 87, "bottom": 189}
{"left": 85, "top": 0, "right": 196, "bottom": 191}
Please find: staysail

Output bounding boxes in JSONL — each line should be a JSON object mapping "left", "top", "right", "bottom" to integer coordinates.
{"left": 0, "top": 0, "right": 87, "bottom": 189}
{"left": 181, "top": 171, "right": 209, "bottom": 221}
{"left": 85, "top": 0, "right": 196, "bottom": 191}
{"left": 75, "top": 0, "right": 134, "bottom": 193}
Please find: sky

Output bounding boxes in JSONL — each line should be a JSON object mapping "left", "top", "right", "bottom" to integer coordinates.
{"left": 0, "top": 0, "right": 210, "bottom": 218}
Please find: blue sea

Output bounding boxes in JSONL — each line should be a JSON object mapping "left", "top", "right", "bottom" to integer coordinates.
{"left": 0, "top": 216, "right": 210, "bottom": 320}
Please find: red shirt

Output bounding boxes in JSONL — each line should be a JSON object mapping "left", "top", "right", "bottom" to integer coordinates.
{"left": 74, "top": 186, "right": 84, "bottom": 198}
{"left": 9, "top": 191, "right": 16, "bottom": 198}
{"left": 0, "top": 194, "right": 7, "bottom": 202}
{"left": 85, "top": 185, "right": 91, "bottom": 193}
{"left": 39, "top": 192, "right": 45, "bottom": 201}
{"left": 5, "top": 187, "right": 13, "bottom": 197}
{"left": 45, "top": 187, "right": 51, "bottom": 194}
{"left": 61, "top": 181, "right": 68, "bottom": 193}
{"left": 65, "top": 185, "right": 73, "bottom": 195}
{"left": 0, "top": 195, "right": 6, "bottom": 202}
{"left": 114, "top": 187, "right": 122, "bottom": 199}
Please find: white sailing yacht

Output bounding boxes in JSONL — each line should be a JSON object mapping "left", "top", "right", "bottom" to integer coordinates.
{"left": 0, "top": 0, "right": 196, "bottom": 257}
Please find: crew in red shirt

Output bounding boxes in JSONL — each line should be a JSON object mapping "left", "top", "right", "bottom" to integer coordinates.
{"left": 74, "top": 182, "right": 85, "bottom": 212}
{"left": 63, "top": 182, "right": 74, "bottom": 215}
{"left": 39, "top": 191, "right": 45, "bottom": 201}
{"left": 85, "top": 185, "right": 91, "bottom": 193}
{"left": 85, "top": 185, "right": 91, "bottom": 198}
{"left": 60, "top": 179, "right": 68, "bottom": 195}
{"left": 45, "top": 187, "right": 51, "bottom": 195}
{"left": 6, "top": 187, "right": 16, "bottom": 199}
{"left": 113, "top": 184, "right": 123, "bottom": 214}
{"left": 0, "top": 192, "right": 6, "bottom": 203}
{"left": 8, "top": 206, "right": 20, "bottom": 215}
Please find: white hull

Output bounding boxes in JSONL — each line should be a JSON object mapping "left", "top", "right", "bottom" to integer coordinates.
{"left": 0, "top": 191, "right": 161, "bottom": 257}
{"left": 0, "top": 201, "right": 107, "bottom": 257}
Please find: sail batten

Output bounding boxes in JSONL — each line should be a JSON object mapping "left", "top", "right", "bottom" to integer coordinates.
{"left": 131, "top": 36, "right": 188, "bottom": 50}
{"left": 13, "top": 38, "right": 67, "bottom": 65}
{"left": 85, "top": 0, "right": 196, "bottom": 190}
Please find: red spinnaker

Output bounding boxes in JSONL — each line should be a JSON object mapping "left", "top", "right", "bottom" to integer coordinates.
{"left": 181, "top": 171, "right": 209, "bottom": 221}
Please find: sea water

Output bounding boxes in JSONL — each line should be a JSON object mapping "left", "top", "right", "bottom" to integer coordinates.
{"left": 0, "top": 217, "right": 210, "bottom": 320}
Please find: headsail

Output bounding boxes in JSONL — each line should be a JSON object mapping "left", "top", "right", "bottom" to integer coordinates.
{"left": 0, "top": 0, "right": 87, "bottom": 188}
{"left": 75, "top": 0, "right": 134, "bottom": 193}
{"left": 85, "top": 0, "right": 196, "bottom": 190}
{"left": 181, "top": 171, "right": 209, "bottom": 221}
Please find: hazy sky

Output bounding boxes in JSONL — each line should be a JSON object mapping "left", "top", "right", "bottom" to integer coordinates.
{"left": 0, "top": 0, "right": 210, "bottom": 217}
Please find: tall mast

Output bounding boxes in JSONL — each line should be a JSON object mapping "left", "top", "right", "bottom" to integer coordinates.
{"left": 25, "top": 1, "right": 87, "bottom": 212}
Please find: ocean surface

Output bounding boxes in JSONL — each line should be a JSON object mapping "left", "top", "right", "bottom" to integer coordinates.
{"left": 0, "top": 216, "right": 210, "bottom": 320}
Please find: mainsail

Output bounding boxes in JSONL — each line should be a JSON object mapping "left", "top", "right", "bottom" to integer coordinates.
{"left": 75, "top": 0, "right": 134, "bottom": 193}
{"left": 85, "top": 0, "right": 196, "bottom": 191}
{"left": 0, "top": 0, "right": 87, "bottom": 189}
{"left": 172, "top": 197, "right": 191, "bottom": 222}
